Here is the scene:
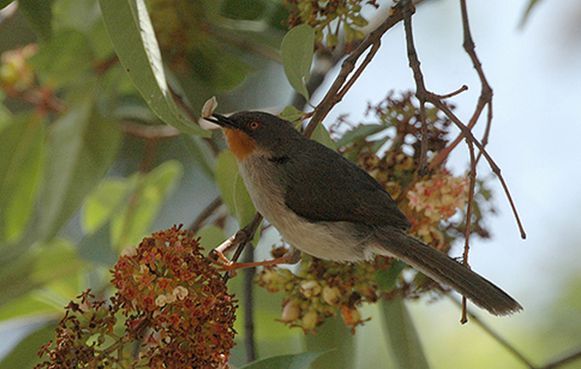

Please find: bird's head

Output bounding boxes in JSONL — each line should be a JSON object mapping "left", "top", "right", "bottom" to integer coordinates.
{"left": 206, "top": 111, "right": 301, "bottom": 161}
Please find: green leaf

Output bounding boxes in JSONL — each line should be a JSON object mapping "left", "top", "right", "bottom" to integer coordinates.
{"left": 19, "top": 0, "right": 54, "bottom": 41}
{"left": 304, "top": 316, "right": 355, "bottom": 369}
{"left": 52, "top": 0, "right": 102, "bottom": 33}
{"left": 82, "top": 177, "right": 135, "bottom": 233}
{"left": 99, "top": 0, "right": 208, "bottom": 136}
{"left": 0, "top": 238, "right": 82, "bottom": 306}
{"left": 29, "top": 30, "right": 94, "bottom": 88}
{"left": 0, "top": 115, "right": 44, "bottom": 242}
{"left": 376, "top": 260, "right": 406, "bottom": 292}
{"left": 0, "top": 293, "right": 58, "bottom": 321}
{"left": 311, "top": 124, "right": 336, "bottom": 150}
{"left": 240, "top": 352, "right": 325, "bottom": 369}
{"left": 220, "top": 0, "right": 267, "bottom": 20}
{"left": 215, "top": 150, "right": 256, "bottom": 226}
{"left": 281, "top": 24, "right": 314, "bottom": 100}
{"left": 379, "top": 298, "right": 430, "bottom": 369}
{"left": 0, "top": 0, "right": 15, "bottom": 10}
{"left": 0, "top": 322, "right": 57, "bottom": 369}
{"left": 279, "top": 105, "right": 304, "bottom": 122}
{"left": 337, "top": 124, "right": 385, "bottom": 147}
{"left": 38, "top": 90, "right": 121, "bottom": 241}
{"left": 111, "top": 161, "right": 183, "bottom": 250}
{"left": 189, "top": 45, "right": 250, "bottom": 92}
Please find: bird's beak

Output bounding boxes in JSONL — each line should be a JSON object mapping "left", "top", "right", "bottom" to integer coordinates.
{"left": 204, "top": 113, "right": 239, "bottom": 129}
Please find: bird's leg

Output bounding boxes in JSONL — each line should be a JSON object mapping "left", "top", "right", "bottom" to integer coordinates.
{"left": 214, "top": 248, "right": 301, "bottom": 271}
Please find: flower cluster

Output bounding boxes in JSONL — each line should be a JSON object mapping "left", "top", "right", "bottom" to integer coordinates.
{"left": 0, "top": 44, "right": 63, "bottom": 115}
{"left": 256, "top": 92, "right": 494, "bottom": 332}
{"left": 36, "top": 290, "right": 120, "bottom": 369}
{"left": 285, "top": 0, "right": 379, "bottom": 49}
{"left": 37, "top": 226, "right": 236, "bottom": 369}
{"left": 257, "top": 256, "right": 392, "bottom": 332}
{"left": 0, "top": 44, "right": 36, "bottom": 91}
{"left": 407, "top": 172, "right": 468, "bottom": 247}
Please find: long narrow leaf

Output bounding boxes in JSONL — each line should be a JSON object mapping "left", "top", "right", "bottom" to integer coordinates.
{"left": 19, "top": 0, "right": 53, "bottom": 41}
{"left": 38, "top": 90, "right": 121, "bottom": 241}
{"left": 379, "top": 298, "right": 430, "bottom": 369}
{"left": 0, "top": 115, "right": 44, "bottom": 242}
{"left": 304, "top": 316, "right": 355, "bottom": 369}
{"left": 99, "top": 0, "right": 208, "bottom": 136}
{"left": 240, "top": 352, "right": 325, "bottom": 369}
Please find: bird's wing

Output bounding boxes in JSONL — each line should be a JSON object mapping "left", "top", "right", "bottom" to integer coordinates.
{"left": 282, "top": 140, "right": 410, "bottom": 229}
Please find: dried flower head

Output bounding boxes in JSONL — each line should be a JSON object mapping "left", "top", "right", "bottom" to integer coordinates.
{"left": 37, "top": 226, "right": 237, "bottom": 369}
{"left": 112, "top": 225, "right": 237, "bottom": 368}
{"left": 0, "top": 44, "right": 37, "bottom": 91}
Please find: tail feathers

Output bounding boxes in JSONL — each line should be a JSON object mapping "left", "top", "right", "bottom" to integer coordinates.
{"left": 375, "top": 229, "right": 523, "bottom": 316}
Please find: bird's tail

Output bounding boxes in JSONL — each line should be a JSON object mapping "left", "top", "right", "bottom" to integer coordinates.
{"left": 375, "top": 228, "right": 522, "bottom": 316}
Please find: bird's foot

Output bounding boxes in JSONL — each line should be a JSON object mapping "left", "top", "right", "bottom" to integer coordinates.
{"left": 210, "top": 248, "right": 301, "bottom": 272}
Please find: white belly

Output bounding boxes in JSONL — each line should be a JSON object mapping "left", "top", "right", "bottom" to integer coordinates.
{"left": 238, "top": 156, "right": 369, "bottom": 261}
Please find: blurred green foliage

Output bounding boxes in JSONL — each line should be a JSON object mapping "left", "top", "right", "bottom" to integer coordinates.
{"left": 0, "top": 1, "right": 579, "bottom": 369}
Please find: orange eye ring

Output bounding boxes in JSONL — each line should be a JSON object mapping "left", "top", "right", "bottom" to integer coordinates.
{"left": 249, "top": 121, "right": 260, "bottom": 130}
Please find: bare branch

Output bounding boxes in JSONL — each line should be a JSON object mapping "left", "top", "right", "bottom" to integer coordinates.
{"left": 221, "top": 214, "right": 263, "bottom": 282}
{"left": 304, "top": 6, "right": 406, "bottom": 137}
{"left": 188, "top": 197, "right": 223, "bottom": 233}
{"left": 449, "top": 296, "right": 537, "bottom": 368}
{"left": 400, "top": 0, "right": 526, "bottom": 240}
{"left": 242, "top": 246, "right": 257, "bottom": 362}
{"left": 121, "top": 121, "right": 181, "bottom": 140}
{"left": 461, "top": 139, "right": 477, "bottom": 324}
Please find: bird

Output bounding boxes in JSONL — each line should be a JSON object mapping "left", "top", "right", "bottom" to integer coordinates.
{"left": 205, "top": 111, "right": 522, "bottom": 316}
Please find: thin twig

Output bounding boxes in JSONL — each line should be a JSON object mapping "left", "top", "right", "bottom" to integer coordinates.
{"left": 428, "top": 100, "right": 526, "bottom": 239}
{"left": 402, "top": 3, "right": 429, "bottom": 174}
{"left": 121, "top": 121, "right": 181, "bottom": 139}
{"left": 242, "top": 245, "right": 257, "bottom": 362}
{"left": 400, "top": 0, "right": 526, "bottom": 240}
{"left": 430, "top": 0, "right": 494, "bottom": 170}
{"left": 292, "top": 50, "right": 344, "bottom": 110}
{"left": 449, "top": 296, "right": 537, "bottom": 368}
{"left": 188, "top": 197, "right": 223, "bottom": 232}
{"left": 222, "top": 214, "right": 263, "bottom": 282}
{"left": 461, "top": 139, "right": 477, "bottom": 324}
{"left": 459, "top": 0, "right": 494, "bottom": 166}
{"left": 452, "top": 295, "right": 581, "bottom": 369}
{"left": 304, "top": 5, "right": 406, "bottom": 137}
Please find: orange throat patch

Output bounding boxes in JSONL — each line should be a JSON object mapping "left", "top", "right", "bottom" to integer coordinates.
{"left": 224, "top": 128, "right": 257, "bottom": 161}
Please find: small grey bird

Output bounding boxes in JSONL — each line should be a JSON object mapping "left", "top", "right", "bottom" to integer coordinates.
{"left": 206, "top": 111, "right": 522, "bottom": 316}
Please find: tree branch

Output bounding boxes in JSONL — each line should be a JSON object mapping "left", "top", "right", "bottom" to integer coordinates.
{"left": 400, "top": 0, "right": 526, "bottom": 240}
{"left": 449, "top": 296, "right": 536, "bottom": 368}
{"left": 304, "top": 5, "right": 407, "bottom": 137}
{"left": 242, "top": 245, "right": 257, "bottom": 362}
{"left": 188, "top": 196, "right": 223, "bottom": 233}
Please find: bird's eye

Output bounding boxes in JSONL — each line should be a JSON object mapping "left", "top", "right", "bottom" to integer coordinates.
{"left": 249, "top": 121, "right": 260, "bottom": 130}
